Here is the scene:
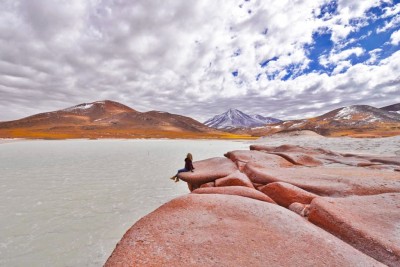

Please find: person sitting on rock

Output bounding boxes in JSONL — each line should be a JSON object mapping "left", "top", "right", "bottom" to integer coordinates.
{"left": 170, "top": 153, "right": 195, "bottom": 182}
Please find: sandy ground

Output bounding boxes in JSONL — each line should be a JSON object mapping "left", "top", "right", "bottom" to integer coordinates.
{"left": 253, "top": 131, "right": 400, "bottom": 156}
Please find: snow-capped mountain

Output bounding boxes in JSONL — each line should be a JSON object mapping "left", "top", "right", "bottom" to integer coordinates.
{"left": 239, "top": 104, "right": 400, "bottom": 137}
{"left": 204, "top": 108, "right": 281, "bottom": 129}
{"left": 324, "top": 105, "right": 400, "bottom": 125}
{"left": 251, "top": 114, "right": 282, "bottom": 125}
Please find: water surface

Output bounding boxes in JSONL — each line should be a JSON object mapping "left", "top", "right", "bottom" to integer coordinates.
{"left": 0, "top": 139, "right": 249, "bottom": 266}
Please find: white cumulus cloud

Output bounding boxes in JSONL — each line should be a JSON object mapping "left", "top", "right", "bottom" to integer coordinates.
{"left": 0, "top": 0, "right": 399, "bottom": 122}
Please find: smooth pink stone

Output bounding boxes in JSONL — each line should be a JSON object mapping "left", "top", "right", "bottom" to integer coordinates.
{"left": 244, "top": 164, "right": 400, "bottom": 197}
{"left": 309, "top": 193, "right": 400, "bottom": 266}
{"left": 178, "top": 157, "right": 238, "bottom": 185}
{"left": 106, "top": 194, "right": 383, "bottom": 267}
{"left": 215, "top": 170, "right": 254, "bottom": 188}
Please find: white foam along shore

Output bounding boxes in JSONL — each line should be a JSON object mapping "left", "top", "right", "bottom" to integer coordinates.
{"left": 0, "top": 138, "right": 28, "bottom": 144}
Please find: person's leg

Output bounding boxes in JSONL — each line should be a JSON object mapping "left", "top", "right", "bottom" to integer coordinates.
{"left": 177, "top": 168, "right": 188, "bottom": 173}
{"left": 171, "top": 168, "right": 185, "bottom": 179}
{"left": 174, "top": 168, "right": 188, "bottom": 182}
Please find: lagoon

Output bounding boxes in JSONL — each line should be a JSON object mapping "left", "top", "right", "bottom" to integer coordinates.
{"left": 0, "top": 139, "right": 249, "bottom": 266}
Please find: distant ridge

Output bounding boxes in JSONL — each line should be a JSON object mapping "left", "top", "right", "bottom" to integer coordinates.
{"left": 381, "top": 103, "right": 400, "bottom": 114}
{"left": 204, "top": 108, "right": 281, "bottom": 129}
{"left": 232, "top": 104, "right": 400, "bottom": 138}
{"left": 0, "top": 100, "right": 251, "bottom": 139}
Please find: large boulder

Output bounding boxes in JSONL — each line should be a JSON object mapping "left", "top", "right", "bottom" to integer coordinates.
{"left": 178, "top": 157, "right": 238, "bottom": 186}
{"left": 215, "top": 170, "right": 254, "bottom": 188}
{"left": 192, "top": 186, "right": 275, "bottom": 203}
{"left": 106, "top": 194, "right": 383, "bottom": 267}
{"left": 258, "top": 182, "right": 318, "bottom": 207}
{"left": 308, "top": 193, "right": 400, "bottom": 266}
{"left": 244, "top": 164, "right": 400, "bottom": 196}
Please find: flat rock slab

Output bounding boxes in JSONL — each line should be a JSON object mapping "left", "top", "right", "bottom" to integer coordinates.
{"left": 192, "top": 186, "right": 275, "bottom": 203}
{"left": 250, "top": 144, "right": 339, "bottom": 156}
{"left": 251, "top": 145, "right": 400, "bottom": 171}
{"left": 178, "top": 157, "right": 238, "bottom": 185}
{"left": 308, "top": 193, "right": 400, "bottom": 266}
{"left": 106, "top": 194, "right": 383, "bottom": 267}
{"left": 215, "top": 170, "right": 254, "bottom": 188}
{"left": 225, "top": 150, "right": 293, "bottom": 169}
{"left": 342, "top": 153, "right": 400, "bottom": 166}
{"left": 259, "top": 182, "right": 318, "bottom": 207}
{"left": 268, "top": 152, "right": 324, "bottom": 166}
{"left": 244, "top": 164, "right": 400, "bottom": 196}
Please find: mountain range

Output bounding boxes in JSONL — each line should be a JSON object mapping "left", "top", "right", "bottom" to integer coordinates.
{"left": 0, "top": 100, "right": 399, "bottom": 139}
{"left": 0, "top": 100, "right": 250, "bottom": 139}
{"left": 236, "top": 104, "right": 400, "bottom": 138}
{"left": 204, "top": 109, "right": 281, "bottom": 129}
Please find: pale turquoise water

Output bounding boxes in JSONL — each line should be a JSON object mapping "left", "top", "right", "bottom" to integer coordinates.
{"left": 0, "top": 139, "right": 249, "bottom": 267}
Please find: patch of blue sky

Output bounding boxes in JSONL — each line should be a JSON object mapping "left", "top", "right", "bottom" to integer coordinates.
{"left": 315, "top": 0, "right": 338, "bottom": 19}
{"left": 259, "top": 56, "right": 278, "bottom": 68}
{"left": 342, "top": 10, "right": 399, "bottom": 64}
{"left": 303, "top": 30, "right": 334, "bottom": 73}
{"left": 252, "top": 1, "right": 399, "bottom": 80}
{"left": 281, "top": 63, "right": 309, "bottom": 81}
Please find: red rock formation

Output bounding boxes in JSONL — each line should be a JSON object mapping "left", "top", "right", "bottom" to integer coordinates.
{"left": 200, "top": 182, "right": 215, "bottom": 188}
{"left": 308, "top": 193, "right": 400, "bottom": 266}
{"left": 225, "top": 150, "right": 293, "bottom": 170}
{"left": 106, "top": 194, "right": 383, "bottom": 267}
{"left": 192, "top": 186, "right": 275, "bottom": 203}
{"left": 250, "top": 144, "right": 340, "bottom": 156}
{"left": 244, "top": 164, "right": 400, "bottom": 196}
{"left": 341, "top": 153, "right": 400, "bottom": 167}
{"left": 258, "top": 182, "right": 318, "bottom": 207}
{"left": 178, "top": 157, "right": 238, "bottom": 190}
{"left": 108, "top": 144, "right": 400, "bottom": 266}
{"left": 215, "top": 170, "right": 254, "bottom": 188}
{"left": 268, "top": 152, "right": 323, "bottom": 166}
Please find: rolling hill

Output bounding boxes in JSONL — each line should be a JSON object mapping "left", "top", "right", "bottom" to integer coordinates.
{"left": 0, "top": 100, "right": 252, "bottom": 139}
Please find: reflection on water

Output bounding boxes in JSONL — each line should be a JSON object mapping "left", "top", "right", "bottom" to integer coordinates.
{"left": 0, "top": 139, "right": 249, "bottom": 266}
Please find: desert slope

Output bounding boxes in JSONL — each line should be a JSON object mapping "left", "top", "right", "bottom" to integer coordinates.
{"left": 0, "top": 100, "right": 252, "bottom": 139}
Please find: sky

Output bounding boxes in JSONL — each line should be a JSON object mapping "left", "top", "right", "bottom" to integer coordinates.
{"left": 0, "top": 0, "right": 400, "bottom": 122}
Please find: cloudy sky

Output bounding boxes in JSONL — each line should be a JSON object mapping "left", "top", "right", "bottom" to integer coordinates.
{"left": 0, "top": 0, "right": 399, "bottom": 122}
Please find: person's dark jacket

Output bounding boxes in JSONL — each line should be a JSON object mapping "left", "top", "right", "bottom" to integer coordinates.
{"left": 185, "top": 157, "right": 194, "bottom": 171}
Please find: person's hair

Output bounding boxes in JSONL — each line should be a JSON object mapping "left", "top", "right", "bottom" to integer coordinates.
{"left": 186, "top": 153, "right": 193, "bottom": 161}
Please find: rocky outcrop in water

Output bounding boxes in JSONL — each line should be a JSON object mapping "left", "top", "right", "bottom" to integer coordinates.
{"left": 106, "top": 144, "right": 400, "bottom": 266}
